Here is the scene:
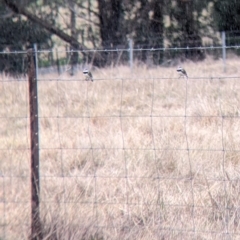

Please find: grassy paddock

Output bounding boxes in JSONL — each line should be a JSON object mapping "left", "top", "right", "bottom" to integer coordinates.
{"left": 0, "top": 56, "right": 240, "bottom": 239}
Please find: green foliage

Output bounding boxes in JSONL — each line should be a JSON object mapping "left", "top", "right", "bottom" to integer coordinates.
{"left": 0, "top": 18, "right": 52, "bottom": 76}
{"left": 213, "top": 0, "right": 240, "bottom": 55}
{"left": 3, "top": 0, "right": 236, "bottom": 71}
{"left": 165, "top": 0, "right": 216, "bottom": 61}
{"left": 0, "top": 19, "right": 50, "bottom": 49}
{"left": 213, "top": 0, "right": 240, "bottom": 31}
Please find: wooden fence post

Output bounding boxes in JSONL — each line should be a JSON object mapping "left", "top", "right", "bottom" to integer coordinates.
{"left": 27, "top": 48, "right": 42, "bottom": 240}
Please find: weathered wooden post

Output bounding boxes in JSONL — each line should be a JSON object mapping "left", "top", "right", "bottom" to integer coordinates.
{"left": 27, "top": 46, "right": 42, "bottom": 240}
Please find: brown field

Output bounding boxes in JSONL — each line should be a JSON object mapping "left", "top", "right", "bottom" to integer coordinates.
{"left": 0, "top": 56, "right": 240, "bottom": 239}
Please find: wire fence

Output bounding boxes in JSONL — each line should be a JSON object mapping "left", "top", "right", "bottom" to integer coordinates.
{"left": 0, "top": 45, "right": 240, "bottom": 240}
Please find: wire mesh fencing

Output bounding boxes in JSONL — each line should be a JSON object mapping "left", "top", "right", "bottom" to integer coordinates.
{"left": 0, "top": 46, "right": 240, "bottom": 240}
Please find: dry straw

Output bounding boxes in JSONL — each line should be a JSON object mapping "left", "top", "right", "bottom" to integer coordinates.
{"left": 0, "top": 55, "right": 240, "bottom": 239}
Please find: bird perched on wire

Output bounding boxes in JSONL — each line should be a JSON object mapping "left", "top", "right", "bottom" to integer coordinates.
{"left": 83, "top": 69, "right": 93, "bottom": 81}
{"left": 177, "top": 66, "right": 188, "bottom": 79}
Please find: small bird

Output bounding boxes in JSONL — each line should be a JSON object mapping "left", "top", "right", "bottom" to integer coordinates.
{"left": 83, "top": 69, "right": 93, "bottom": 81}
{"left": 177, "top": 66, "right": 188, "bottom": 79}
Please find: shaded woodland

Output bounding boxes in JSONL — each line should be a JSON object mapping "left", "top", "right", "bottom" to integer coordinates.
{"left": 1, "top": 0, "right": 240, "bottom": 74}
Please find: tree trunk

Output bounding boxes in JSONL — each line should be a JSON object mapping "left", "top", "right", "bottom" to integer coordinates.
{"left": 69, "top": 0, "right": 78, "bottom": 75}
{"left": 177, "top": 0, "right": 205, "bottom": 60}
{"left": 3, "top": 0, "right": 103, "bottom": 66}
{"left": 134, "top": 0, "right": 150, "bottom": 62}
{"left": 98, "top": 0, "right": 126, "bottom": 65}
{"left": 150, "top": 0, "right": 164, "bottom": 64}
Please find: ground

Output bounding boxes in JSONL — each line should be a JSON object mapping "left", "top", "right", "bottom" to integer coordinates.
{"left": 0, "top": 55, "right": 240, "bottom": 239}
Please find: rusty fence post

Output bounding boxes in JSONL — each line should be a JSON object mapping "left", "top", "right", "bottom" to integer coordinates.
{"left": 27, "top": 46, "right": 42, "bottom": 240}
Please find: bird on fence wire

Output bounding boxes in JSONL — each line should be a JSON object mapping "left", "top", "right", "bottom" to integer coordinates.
{"left": 83, "top": 69, "right": 93, "bottom": 81}
{"left": 177, "top": 66, "right": 188, "bottom": 79}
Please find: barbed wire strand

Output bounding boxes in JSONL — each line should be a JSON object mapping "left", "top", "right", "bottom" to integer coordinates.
{"left": 1, "top": 45, "right": 240, "bottom": 55}
{"left": 1, "top": 145, "right": 240, "bottom": 152}
{"left": 2, "top": 76, "right": 240, "bottom": 83}
{"left": 1, "top": 114, "right": 240, "bottom": 119}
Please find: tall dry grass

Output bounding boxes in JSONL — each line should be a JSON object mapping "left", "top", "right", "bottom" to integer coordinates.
{"left": 0, "top": 56, "right": 240, "bottom": 239}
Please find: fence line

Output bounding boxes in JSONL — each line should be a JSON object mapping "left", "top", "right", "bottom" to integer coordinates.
{"left": 2, "top": 76, "right": 240, "bottom": 83}
{"left": 1, "top": 44, "right": 240, "bottom": 54}
{"left": 0, "top": 36, "right": 239, "bottom": 76}
{"left": 1, "top": 46, "right": 240, "bottom": 239}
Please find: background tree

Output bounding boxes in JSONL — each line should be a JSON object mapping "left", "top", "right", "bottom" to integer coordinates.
{"left": 69, "top": 0, "right": 78, "bottom": 74}
{"left": 97, "top": 0, "right": 126, "bottom": 66}
{"left": 166, "top": 0, "right": 205, "bottom": 61}
{"left": 123, "top": 0, "right": 164, "bottom": 64}
{"left": 149, "top": 0, "right": 165, "bottom": 64}
{"left": 0, "top": 1, "right": 52, "bottom": 75}
{"left": 1, "top": 0, "right": 226, "bottom": 74}
{"left": 2, "top": 0, "right": 103, "bottom": 67}
{"left": 213, "top": 0, "right": 240, "bottom": 32}
{"left": 213, "top": 0, "right": 240, "bottom": 47}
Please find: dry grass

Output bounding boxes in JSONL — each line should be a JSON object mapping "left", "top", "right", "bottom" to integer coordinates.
{"left": 1, "top": 56, "right": 240, "bottom": 239}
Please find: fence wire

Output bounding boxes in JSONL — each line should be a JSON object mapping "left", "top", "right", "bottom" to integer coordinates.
{"left": 0, "top": 47, "right": 240, "bottom": 240}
